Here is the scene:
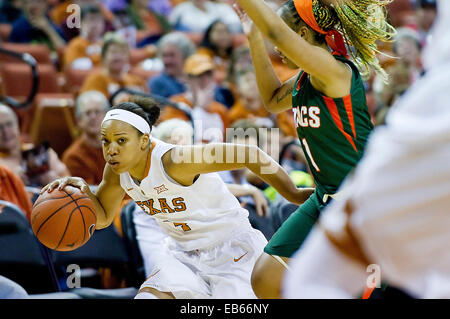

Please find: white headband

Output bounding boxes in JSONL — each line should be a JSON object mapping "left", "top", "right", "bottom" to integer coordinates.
{"left": 101, "top": 109, "right": 151, "bottom": 134}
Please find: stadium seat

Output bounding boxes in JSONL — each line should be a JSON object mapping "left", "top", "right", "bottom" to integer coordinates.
{"left": 120, "top": 201, "right": 146, "bottom": 288}
{"left": 29, "top": 93, "right": 77, "bottom": 157}
{"left": 63, "top": 67, "right": 100, "bottom": 95}
{"left": 52, "top": 224, "right": 138, "bottom": 298}
{"left": 0, "top": 200, "right": 61, "bottom": 294}
{"left": 0, "top": 63, "right": 61, "bottom": 98}
{"left": 0, "top": 43, "right": 52, "bottom": 65}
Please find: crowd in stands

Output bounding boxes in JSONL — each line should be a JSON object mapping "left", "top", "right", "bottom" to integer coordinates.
{"left": 0, "top": 0, "right": 437, "bottom": 295}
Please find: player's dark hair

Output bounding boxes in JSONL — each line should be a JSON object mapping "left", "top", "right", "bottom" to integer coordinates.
{"left": 112, "top": 96, "right": 160, "bottom": 134}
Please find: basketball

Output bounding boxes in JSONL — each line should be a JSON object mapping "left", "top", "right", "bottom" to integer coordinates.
{"left": 31, "top": 185, "right": 97, "bottom": 251}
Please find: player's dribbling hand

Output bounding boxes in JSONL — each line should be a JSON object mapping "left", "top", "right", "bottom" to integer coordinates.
{"left": 40, "top": 177, "right": 91, "bottom": 195}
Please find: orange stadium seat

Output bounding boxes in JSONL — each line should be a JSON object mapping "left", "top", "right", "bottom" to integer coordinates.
{"left": 0, "top": 43, "right": 52, "bottom": 65}
{"left": 29, "top": 94, "right": 78, "bottom": 157}
{"left": 63, "top": 67, "right": 100, "bottom": 95}
{"left": 0, "top": 63, "right": 61, "bottom": 98}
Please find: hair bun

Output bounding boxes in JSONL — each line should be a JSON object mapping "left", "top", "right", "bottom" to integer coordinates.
{"left": 128, "top": 95, "right": 161, "bottom": 126}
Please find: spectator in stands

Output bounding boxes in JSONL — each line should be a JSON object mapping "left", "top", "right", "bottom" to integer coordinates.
{"left": 169, "top": 0, "right": 241, "bottom": 33}
{"left": 0, "top": 164, "right": 33, "bottom": 222}
{"left": 373, "top": 27, "right": 424, "bottom": 124}
{"left": 198, "top": 20, "right": 234, "bottom": 81}
{"left": 125, "top": 0, "right": 171, "bottom": 45}
{"left": 0, "top": 0, "right": 22, "bottom": 24}
{"left": 9, "top": 0, "right": 66, "bottom": 51}
{"left": 80, "top": 32, "right": 148, "bottom": 100}
{"left": 147, "top": 32, "right": 196, "bottom": 98}
{"left": 0, "top": 104, "right": 70, "bottom": 187}
{"left": 104, "top": 0, "right": 173, "bottom": 17}
{"left": 62, "top": 91, "right": 109, "bottom": 185}
{"left": 197, "top": 20, "right": 237, "bottom": 107}
{"left": 159, "top": 53, "right": 230, "bottom": 143}
{"left": 229, "top": 69, "right": 297, "bottom": 138}
{"left": 50, "top": 0, "right": 116, "bottom": 41}
{"left": 63, "top": 4, "right": 105, "bottom": 70}
{"left": 412, "top": 0, "right": 437, "bottom": 46}
{"left": 392, "top": 27, "right": 424, "bottom": 83}
{"left": 151, "top": 118, "right": 194, "bottom": 146}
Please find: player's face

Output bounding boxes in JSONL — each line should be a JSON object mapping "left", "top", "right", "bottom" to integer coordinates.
{"left": 101, "top": 120, "right": 146, "bottom": 174}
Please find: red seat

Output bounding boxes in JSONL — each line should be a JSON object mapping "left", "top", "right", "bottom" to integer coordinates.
{"left": 0, "top": 63, "right": 61, "bottom": 98}
{"left": 63, "top": 67, "right": 100, "bottom": 95}
{"left": 0, "top": 43, "right": 52, "bottom": 64}
{"left": 29, "top": 93, "right": 78, "bottom": 157}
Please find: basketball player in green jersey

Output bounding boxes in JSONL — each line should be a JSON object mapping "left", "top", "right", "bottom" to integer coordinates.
{"left": 234, "top": 0, "right": 395, "bottom": 298}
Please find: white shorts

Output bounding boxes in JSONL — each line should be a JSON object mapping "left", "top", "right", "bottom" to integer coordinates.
{"left": 138, "top": 226, "right": 267, "bottom": 299}
{"left": 133, "top": 204, "right": 170, "bottom": 277}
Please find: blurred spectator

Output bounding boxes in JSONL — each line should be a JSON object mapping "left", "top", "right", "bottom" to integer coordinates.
{"left": 198, "top": 20, "right": 234, "bottom": 85}
{"left": 373, "top": 27, "right": 424, "bottom": 125}
{"left": 411, "top": 0, "right": 437, "bottom": 46}
{"left": 50, "top": 0, "right": 116, "bottom": 41}
{"left": 148, "top": 32, "right": 196, "bottom": 98}
{"left": 152, "top": 118, "right": 194, "bottom": 146}
{"left": 160, "top": 53, "right": 230, "bottom": 143}
{"left": 0, "top": 164, "right": 33, "bottom": 222}
{"left": 63, "top": 4, "right": 105, "bottom": 70}
{"left": 0, "top": 104, "right": 70, "bottom": 187}
{"left": 80, "top": 32, "right": 148, "bottom": 101}
{"left": 169, "top": 0, "right": 241, "bottom": 33}
{"left": 229, "top": 69, "right": 297, "bottom": 138}
{"left": 104, "top": 0, "right": 173, "bottom": 17}
{"left": 0, "top": 0, "right": 23, "bottom": 24}
{"left": 8, "top": 0, "right": 66, "bottom": 51}
{"left": 125, "top": 0, "right": 171, "bottom": 45}
{"left": 62, "top": 91, "right": 109, "bottom": 185}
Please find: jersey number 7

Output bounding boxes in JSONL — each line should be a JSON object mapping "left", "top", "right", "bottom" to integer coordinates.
{"left": 173, "top": 222, "right": 191, "bottom": 231}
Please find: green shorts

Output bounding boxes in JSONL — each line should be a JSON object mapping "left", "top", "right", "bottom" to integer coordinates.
{"left": 264, "top": 191, "right": 326, "bottom": 258}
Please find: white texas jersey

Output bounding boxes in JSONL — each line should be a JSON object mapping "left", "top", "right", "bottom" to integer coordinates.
{"left": 120, "top": 139, "right": 251, "bottom": 251}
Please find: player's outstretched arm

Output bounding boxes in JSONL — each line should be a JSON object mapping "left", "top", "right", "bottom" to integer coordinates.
{"left": 162, "top": 143, "right": 313, "bottom": 206}
{"left": 234, "top": 0, "right": 350, "bottom": 95}
{"left": 40, "top": 164, "right": 125, "bottom": 229}
{"left": 234, "top": 4, "right": 295, "bottom": 114}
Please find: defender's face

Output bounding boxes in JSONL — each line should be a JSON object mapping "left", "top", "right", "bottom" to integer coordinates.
{"left": 101, "top": 120, "right": 145, "bottom": 174}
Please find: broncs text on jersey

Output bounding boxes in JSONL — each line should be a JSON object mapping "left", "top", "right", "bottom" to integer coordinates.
{"left": 293, "top": 106, "right": 320, "bottom": 128}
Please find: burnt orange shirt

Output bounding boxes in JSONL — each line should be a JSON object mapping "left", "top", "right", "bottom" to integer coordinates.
{"left": 80, "top": 69, "right": 147, "bottom": 99}
{"left": 63, "top": 36, "right": 102, "bottom": 69}
{"left": 0, "top": 165, "right": 33, "bottom": 222}
{"left": 62, "top": 137, "right": 106, "bottom": 185}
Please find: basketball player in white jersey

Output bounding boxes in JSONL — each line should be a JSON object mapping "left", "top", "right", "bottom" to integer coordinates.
{"left": 42, "top": 96, "right": 313, "bottom": 299}
{"left": 283, "top": 0, "right": 450, "bottom": 299}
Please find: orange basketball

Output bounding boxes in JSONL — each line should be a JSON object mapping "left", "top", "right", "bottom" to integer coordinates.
{"left": 31, "top": 185, "right": 97, "bottom": 251}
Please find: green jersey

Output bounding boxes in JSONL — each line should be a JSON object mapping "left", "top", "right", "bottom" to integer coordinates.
{"left": 292, "top": 56, "right": 373, "bottom": 196}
